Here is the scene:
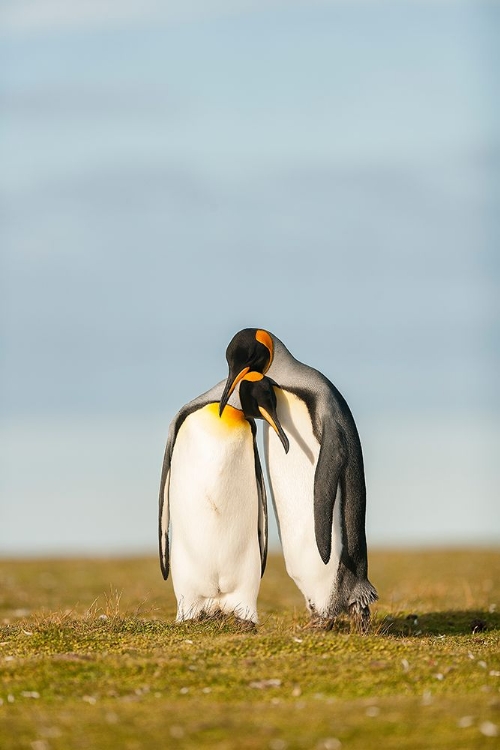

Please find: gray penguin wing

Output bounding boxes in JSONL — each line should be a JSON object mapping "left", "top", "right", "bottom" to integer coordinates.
{"left": 158, "top": 380, "right": 226, "bottom": 580}
{"left": 250, "top": 420, "right": 268, "bottom": 576}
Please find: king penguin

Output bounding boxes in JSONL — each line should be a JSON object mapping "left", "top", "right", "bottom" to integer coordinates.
{"left": 159, "top": 372, "right": 289, "bottom": 625}
{"left": 219, "top": 328, "right": 378, "bottom": 629}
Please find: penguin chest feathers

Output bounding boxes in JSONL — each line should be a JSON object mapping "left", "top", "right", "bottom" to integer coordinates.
{"left": 169, "top": 403, "right": 257, "bottom": 517}
{"left": 269, "top": 388, "right": 320, "bottom": 467}
{"left": 265, "top": 388, "right": 321, "bottom": 540}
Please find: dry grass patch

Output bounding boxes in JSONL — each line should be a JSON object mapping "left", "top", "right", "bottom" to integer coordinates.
{"left": 1, "top": 549, "right": 499, "bottom": 749}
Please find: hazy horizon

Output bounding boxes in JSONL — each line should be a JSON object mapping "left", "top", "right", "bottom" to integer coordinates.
{"left": 1, "top": 0, "right": 499, "bottom": 556}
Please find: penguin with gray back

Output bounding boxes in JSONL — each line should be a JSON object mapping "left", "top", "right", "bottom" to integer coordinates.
{"left": 159, "top": 372, "right": 288, "bottom": 624}
{"left": 219, "top": 328, "right": 378, "bottom": 628}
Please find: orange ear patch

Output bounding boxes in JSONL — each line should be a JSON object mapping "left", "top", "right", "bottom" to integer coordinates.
{"left": 255, "top": 329, "right": 274, "bottom": 363}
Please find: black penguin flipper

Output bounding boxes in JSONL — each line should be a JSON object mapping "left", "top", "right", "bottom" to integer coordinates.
{"left": 158, "top": 406, "right": 209, "bottom": 580}
{"left": 313, "top": 417, "right": 347, "bottom": 564}
{"left": 158, "top": 433, "right": 174, "bottom": 581}
{"left": 159, "top": 405, "right": 193, "bottom": 580}
{"left": 251, "top": 420, "right": 268, "bottom": 576}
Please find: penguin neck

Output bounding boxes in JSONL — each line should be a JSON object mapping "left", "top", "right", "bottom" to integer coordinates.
{"left": 267, "top": 334, "right": 302, "bottom": 385}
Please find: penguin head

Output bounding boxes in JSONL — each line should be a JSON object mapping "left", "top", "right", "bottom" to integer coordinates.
{"left": 219, "top": 328, "right": 274, "bottom": 416}
{"left": 239, "top": 372, "right": 289, "bottom": 454}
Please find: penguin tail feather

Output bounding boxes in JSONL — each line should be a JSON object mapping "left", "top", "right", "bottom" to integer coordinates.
{"left": 348, "top": 580, "right": 378, "bottom": 611}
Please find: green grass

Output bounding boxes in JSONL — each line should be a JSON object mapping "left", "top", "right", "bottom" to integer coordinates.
{"left": 1, "top": 549, "right": 499, "bottom": 749}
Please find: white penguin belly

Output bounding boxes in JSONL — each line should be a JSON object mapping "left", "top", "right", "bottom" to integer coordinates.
{"left": 168, "top": 405, "right": 261, "bottom": 622}
{"left": 265, "top": 389, "right": 342, "bottom": 616}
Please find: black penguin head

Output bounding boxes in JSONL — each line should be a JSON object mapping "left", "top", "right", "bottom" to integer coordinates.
{"left": 239, "top": 372, "right": 289, "bottom": 454}
{"left": 219, "top": 328, "right": 274, "bottom": 416}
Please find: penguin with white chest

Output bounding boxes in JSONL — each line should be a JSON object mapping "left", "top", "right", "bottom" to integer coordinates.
{"left": 219, "top": 328, "right": 378, "bottom": 629}
{"left": 159, "top": 372, "right": 289, "bottom": 625}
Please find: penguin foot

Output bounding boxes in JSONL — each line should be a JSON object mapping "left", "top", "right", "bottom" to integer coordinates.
{"left": 348, "top": 603, "right": 371, "bottom": 634}
{"left": 193, "top": 610, "right": 213, "bottom": 622}
{"left": 234, "top": 617, "right": 257, "bottom": 633}
{"left": 303, "top": 615, "right": 335, "bottom": 632}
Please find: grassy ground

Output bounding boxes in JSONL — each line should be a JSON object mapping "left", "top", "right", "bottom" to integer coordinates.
{"left": 1, "top": 549, "right": 499, "bottom": 749}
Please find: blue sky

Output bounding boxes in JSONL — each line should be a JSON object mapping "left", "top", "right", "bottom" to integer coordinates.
{"left": 1, "top": 0, "right": 499, "bottom": 555}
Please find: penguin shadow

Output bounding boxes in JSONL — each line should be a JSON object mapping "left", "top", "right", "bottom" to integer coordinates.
{"left": 274, "top": 391, "right": 315, "bottom": 463}
{"left": 377, "top": 609, "right": 500, "bottom": 638}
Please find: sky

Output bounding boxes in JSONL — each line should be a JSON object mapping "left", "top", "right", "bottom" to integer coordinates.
{"left": 1, "top": 0, "right": 499, "bottom": 557}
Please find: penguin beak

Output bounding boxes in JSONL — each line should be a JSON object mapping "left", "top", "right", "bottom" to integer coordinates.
{"left": 219, "top": 367, "right": 250, "bottom": 416}
{"left": 258, "top": 407, "right": 290, "bottom": 454}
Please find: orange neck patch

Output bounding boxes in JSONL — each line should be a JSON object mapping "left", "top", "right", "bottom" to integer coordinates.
{"left": 242, "top": 371, "right": 264, "bottom": 382}
{"left": 205, "top": 402, "right": 246, "bottom": 427}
